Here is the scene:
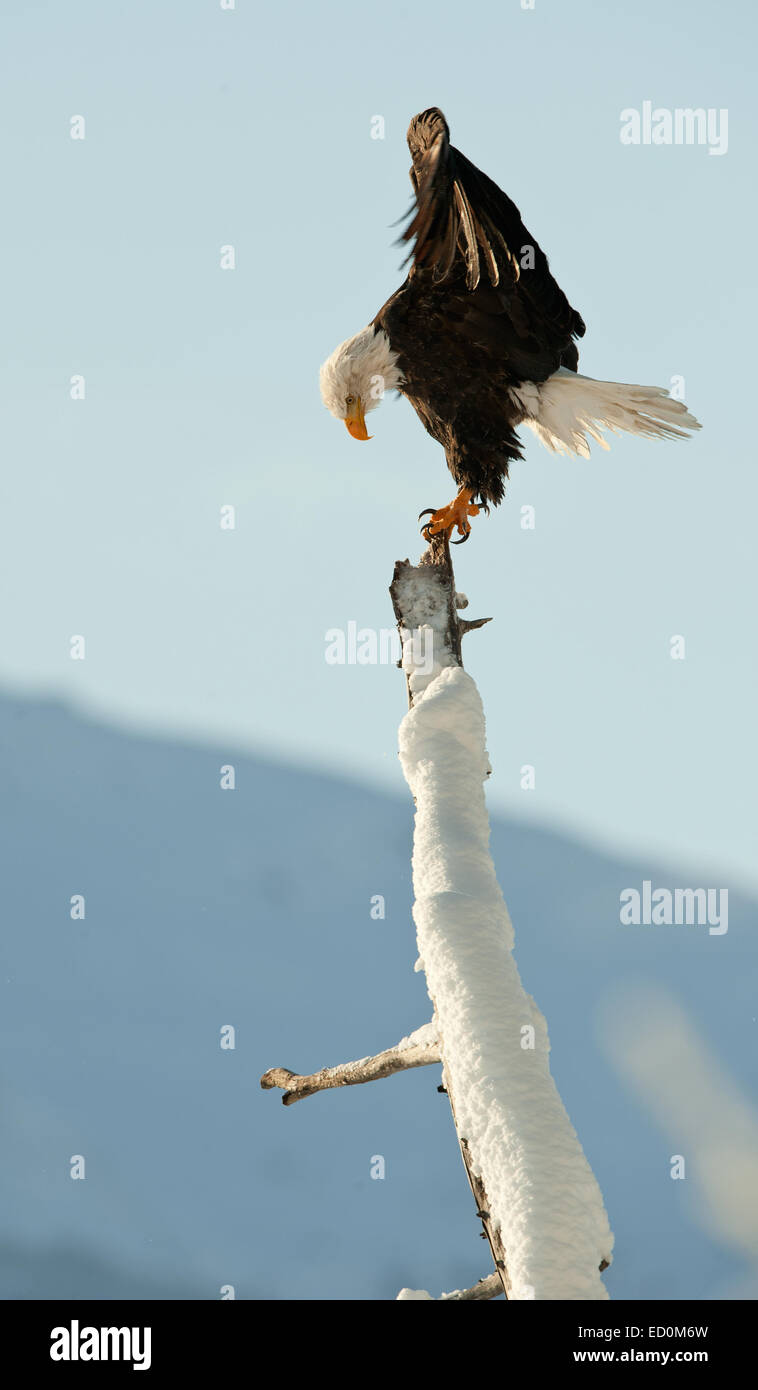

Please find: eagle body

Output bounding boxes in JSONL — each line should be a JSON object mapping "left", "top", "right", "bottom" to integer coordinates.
{"left": 319, "top": 108, "right": 700, "bottom": 525}
{"left": 373, "top": 273, "right": 526, "bottom": 508}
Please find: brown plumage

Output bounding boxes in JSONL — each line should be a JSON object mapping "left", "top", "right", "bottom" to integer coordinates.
{"left": 373, "top": 106, "right": 585, "bottom": 508}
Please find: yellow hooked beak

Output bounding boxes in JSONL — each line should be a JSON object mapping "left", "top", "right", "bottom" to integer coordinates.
{"left": 344, "top": 397, "right": 372, "bottom": 441}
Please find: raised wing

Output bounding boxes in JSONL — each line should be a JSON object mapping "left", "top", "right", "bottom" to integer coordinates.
{"left": 401, "top": 107, "right": 585, "bottom": 370}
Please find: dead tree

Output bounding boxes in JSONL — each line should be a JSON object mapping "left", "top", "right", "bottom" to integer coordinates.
{"left": 262, "top": 534, "right": 613, "bottom": 1300}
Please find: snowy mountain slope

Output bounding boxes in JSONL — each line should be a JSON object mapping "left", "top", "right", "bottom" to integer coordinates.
{"left": 0, "top": 692, "right": 755, "bottom": 1300}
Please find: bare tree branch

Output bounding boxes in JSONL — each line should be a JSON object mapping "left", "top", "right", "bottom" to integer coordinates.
{"left": 389, "top": 531, "right": 491, "bottom": 705}
{"left": 261, "top": 1033, "right": 441, "bottom": 1106}
{"left": 442, "top": 1272, "right": 503, "bottom": 1301}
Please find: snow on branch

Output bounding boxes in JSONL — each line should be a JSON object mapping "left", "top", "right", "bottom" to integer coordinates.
{"left": 393, "top": 536, "right": 614, "bottom": 1300}
{"left": 398, "top": 1272, "right": 503, "bottom": 1301}
{"left": 262, "top": 532, "right": 612, "bottom": 1302}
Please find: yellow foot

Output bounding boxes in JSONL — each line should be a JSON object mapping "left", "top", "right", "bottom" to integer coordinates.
{"left": 420, "top": 488, "right": 480, "bottom": 543}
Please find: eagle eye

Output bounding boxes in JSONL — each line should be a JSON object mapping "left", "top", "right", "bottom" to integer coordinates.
{"left": 345, "top": 394, "right": 355, "bottom": 407}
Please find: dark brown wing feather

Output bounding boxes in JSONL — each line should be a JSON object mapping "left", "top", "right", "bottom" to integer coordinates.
{"left": 401, "top": 107, "right": 584, "bottom": 372}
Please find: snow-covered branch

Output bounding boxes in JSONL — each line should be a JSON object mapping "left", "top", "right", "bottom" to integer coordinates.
{"left": 262, "top": 532, "right": 612, "bottom": 1301}
{"left": 398, "top": 1272, "right": 503, "bottom": 1301}
{"left": 393, "top": 537, "right": 614, "bottom": 1300}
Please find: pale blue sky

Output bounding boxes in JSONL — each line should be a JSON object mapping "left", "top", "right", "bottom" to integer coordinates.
{"left": 1, "top": 0, "right": 756, "bottom": 889}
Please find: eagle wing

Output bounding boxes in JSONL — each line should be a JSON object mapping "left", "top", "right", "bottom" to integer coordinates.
{"left": 401, "top": 107, "right": 585, "bottom": 376}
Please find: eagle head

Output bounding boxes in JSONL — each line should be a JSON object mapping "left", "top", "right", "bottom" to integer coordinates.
{"left": 319, "top": 326, "right": 403, "bottom": 441}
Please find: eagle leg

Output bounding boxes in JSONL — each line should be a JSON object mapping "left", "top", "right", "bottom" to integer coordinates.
{"left": 419, "top": 487, "right": 480, "bottom": 542}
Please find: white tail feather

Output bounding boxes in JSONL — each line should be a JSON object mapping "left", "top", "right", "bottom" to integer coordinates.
{"left": 510, "top": 367, "right": 701, "bottom": 460}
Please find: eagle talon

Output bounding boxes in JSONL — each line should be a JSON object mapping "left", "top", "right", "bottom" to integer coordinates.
{"left": 419, "top": 487, "right": 480, "bottom": 543}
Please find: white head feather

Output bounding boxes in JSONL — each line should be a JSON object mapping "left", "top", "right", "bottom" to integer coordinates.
{"left": 319, "top": 325, "right": 404, "bottom": 419}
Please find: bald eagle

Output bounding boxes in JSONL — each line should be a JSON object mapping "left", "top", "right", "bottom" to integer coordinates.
{"left": 319, "top": 107, "right": 700, "bottom": 541}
